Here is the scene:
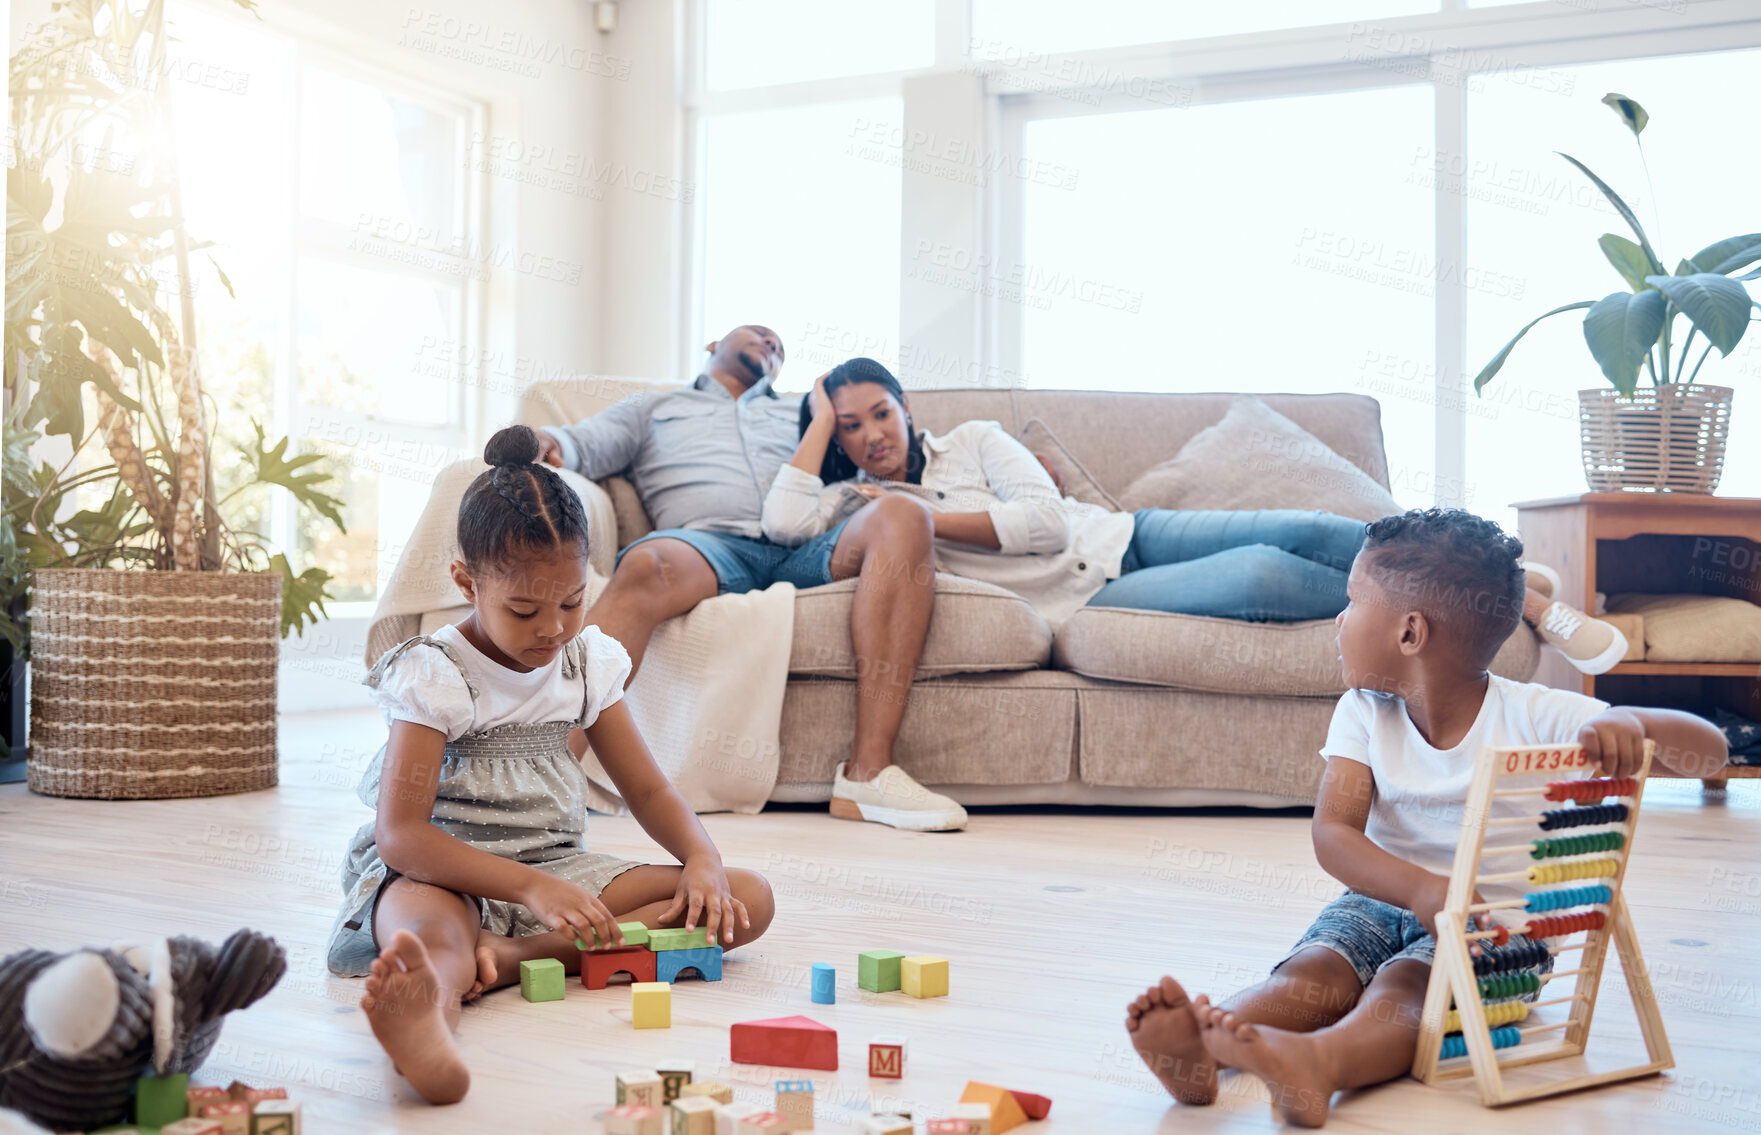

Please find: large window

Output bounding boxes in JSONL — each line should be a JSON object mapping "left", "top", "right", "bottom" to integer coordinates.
{"left": 167, "top": 2, "right": 483, "bottom": 608}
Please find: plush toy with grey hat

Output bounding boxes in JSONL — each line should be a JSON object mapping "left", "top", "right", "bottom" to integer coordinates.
{"left": 0, "top": 928, "right": 285, "bottom": 1131}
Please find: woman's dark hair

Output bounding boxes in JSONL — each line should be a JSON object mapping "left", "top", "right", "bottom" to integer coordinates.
{"left": 457, "top": 425, "right": 591, "bottom": 572}
{"left": 796, "top": 357, "right": 927, "bottom": 484}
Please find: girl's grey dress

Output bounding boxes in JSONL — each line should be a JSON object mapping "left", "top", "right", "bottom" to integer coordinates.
{"left": 326, "top": 632, "right": 641, "bottom": 976}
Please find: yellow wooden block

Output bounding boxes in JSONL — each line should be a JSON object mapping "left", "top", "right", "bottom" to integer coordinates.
{"left": 632, "top": 982, "right": 671, "bottom": 1029}
{"left": 900, "top": 955, "right": 948, "bottom": 998}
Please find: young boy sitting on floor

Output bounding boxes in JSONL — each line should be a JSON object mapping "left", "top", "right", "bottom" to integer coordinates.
{"left": 1125, "top": 508, "right": 1727, "bottom": 1128}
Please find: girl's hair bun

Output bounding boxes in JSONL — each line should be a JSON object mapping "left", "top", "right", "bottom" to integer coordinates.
{"left": 484, "top": 424, "right": 540, "bottom": 467}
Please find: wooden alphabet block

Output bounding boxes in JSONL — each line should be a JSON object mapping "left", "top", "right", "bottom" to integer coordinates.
{"left": 950, "top": 1103, "right": 991, "bottom": 1135}
{"left": 604, "top": 1104, "right": 664, "bottom": 1135}
{"left": 633, "top": 981, "right": 672, "bottom": 1028}
{"left": 186, "top": 1086, "right": 230, "bottom": 1113}
{"left": 735, "top": 1113, "right": 791, "bottom": 1134}
{"left": 656, "top": 945, "right": 724, "bottom": 982}
{"left": 669, "top": 1095, "right": 718, "bottom": 1135}
{"left": 648, "top": 926, "right": 712, "bottom": 951}
{"left": 774, "top": 1080, "right": 813, "bottom": 1131}
{"left": 161, "top": 1119, "right": 223, "bottom": 1135}
{"left": 713, "top": 1102, "right": 763, "bottom": 1135}
{"left": 900, "top": 955, "right": 948, "bottom": 998}
{"left": 657, "top": 1058, "right": 696, "bottom": 1101}
{"left": 924, "top": 1121, "right": 971, "bottom": 1134}
{"left": 856, "top": 949, "right": 905, "bottom": 992}
{"left": 859, "top": 1118, "right": 913, "bottom": 1135}
{"left": 867, "top": 1035, "right": 906, "bottom": 1079}
{"left": 250, "top": 1099, "right": 300, "bottom": 1135}
{"left": 617, "top": 1069, "right": 664, "bottom": 1108}
{"left": 199, "top": 1100, "right": 251, "bottom": 1135}
{"left": 958, "top": 1083, "right": 1027, "bottom": 1134}
{"left": 682, "top": 1080, "right": 734, "bottom": 1106}
{"left": 520, "top": 956, "right": 567, "bottom": 1001}
{"left": 730, "top": 1014, "right": 838, "bottom": 1071}
{"left": 226, "top": 1083, "right": 286, "bottom": 1104}
{"left": 809, "top": 963, "right": 835, "bottom": 1004}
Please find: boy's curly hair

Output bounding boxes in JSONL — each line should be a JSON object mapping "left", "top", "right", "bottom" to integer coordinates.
{"left": 1361, "top": 508, "right": 1526, "bottom": 664}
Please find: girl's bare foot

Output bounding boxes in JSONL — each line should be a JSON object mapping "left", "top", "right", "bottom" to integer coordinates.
{"left": 1125, "top": 976, "right": 1217, "bottom": 1105}
{"left": 1199, "top": 1012, "right": 1334, "bottom": 1128}
{"left": 361, "top": 930, "right": 471, "bottom": 1104}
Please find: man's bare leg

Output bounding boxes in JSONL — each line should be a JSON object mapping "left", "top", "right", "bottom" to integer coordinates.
{"left": 824, "top": 495, "right": 935, "bottom": 781}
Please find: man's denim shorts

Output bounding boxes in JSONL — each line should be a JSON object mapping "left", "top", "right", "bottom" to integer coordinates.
{"left": 617, "top": 520, "right": 850, "bottom": 595}
{"left": 1277, "top": 891, "right": 1553, "bottom": 990}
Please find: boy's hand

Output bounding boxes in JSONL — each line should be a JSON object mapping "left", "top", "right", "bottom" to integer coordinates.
{"left": 1578, "top": 708, "right": 1647, "bottom": 779}
{"left": 659, "top": 856, "right": 750, "bottom": 946}
{"left": 1413, "top": 874, "right": 1491, "bottom": 944}
{"left": 522, "top": 872, "right": 620, "bottom": 949}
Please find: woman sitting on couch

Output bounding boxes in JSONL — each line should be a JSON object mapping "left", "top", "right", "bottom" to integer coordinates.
{"left": 760, "top": 358, "right": 1625, "bottom": 673}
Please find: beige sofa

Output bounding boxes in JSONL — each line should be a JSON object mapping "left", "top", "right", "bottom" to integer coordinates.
{"left": 518, "top": 379, "right": 1540, "bottom": 809}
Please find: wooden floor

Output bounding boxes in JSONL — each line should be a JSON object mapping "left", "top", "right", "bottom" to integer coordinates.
{"left": 4, "top": 708, "right": 1758, "bottom": 1135}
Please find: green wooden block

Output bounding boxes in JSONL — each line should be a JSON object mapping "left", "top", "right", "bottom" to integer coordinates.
{"left": 577, "top": 920, "right": 652, "bottom": 950}
{"left": 135, "top": 1071, "right": 189, "bottom": 1127}
{"left": 858, "top": 949, "right": 906, "bottom": 992}
{"left": 647, "top": 926, "right": 710, "bottom": 952}
{"left": 520, "top": 957, "right": 566, "bottom": 1002}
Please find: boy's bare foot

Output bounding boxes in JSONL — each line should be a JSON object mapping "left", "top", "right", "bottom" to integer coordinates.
{"left": 1199, "top": 1012, "right": 1334, "bottom": 1128}
{"left": 1125, "top": 976, "right": 1217, "bottom": 1105}
{"left": 362, "top": 930, "right": 471, "bottom": 1104}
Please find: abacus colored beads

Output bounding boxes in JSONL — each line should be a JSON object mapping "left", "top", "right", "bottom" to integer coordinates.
{"left": 1478, "top": 971, "right": 1542, "bottom": 1000}
{"left": 1444, "top": 1000, "right": 1529, "bottom": 1033}
{"left": 1529, "top": 831, "right": 1624, "bottom": 860}
{"left": 1440, "top": 1026, "right": 1523, "bottom": 1060}
{"left": 1521, "top": 910, "right": 1606, "bottom": 939}
{"left": 1541, "top": 777, "right": 1637, "bottom": 803}
{"left": 1473, "top": 938, "right": 1551, "bottom": 975}
{"left": 1486, "top": 924, "right": 1511, "bottom": 947}
{"left": 1526, "top": 857, "right": 1619, "bottom": 885}
{"left": 1538, "top": 802, "right": 1629, "bottom": 831}
{"left": 1523, "top": 884, "right": 1612, "bottom": 912}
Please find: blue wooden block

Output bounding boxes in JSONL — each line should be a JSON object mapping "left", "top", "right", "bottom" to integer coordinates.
{"left": 655, "top": 944, "right": 723, "bottom": 982}
{"left": 810, "top": 962, "right": 836, "bottom": 1004}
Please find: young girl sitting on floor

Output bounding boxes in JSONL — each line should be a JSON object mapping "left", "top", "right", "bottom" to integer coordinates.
{"left": 326, "top": 425, "right": 775, "bottom": 1105}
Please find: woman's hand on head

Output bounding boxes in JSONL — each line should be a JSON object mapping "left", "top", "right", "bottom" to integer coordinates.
{"left": 810, "top": 371, "right": 836, "bottom": 423}
{"left": 659, "top": 856, "right": 750, "bottom": 946}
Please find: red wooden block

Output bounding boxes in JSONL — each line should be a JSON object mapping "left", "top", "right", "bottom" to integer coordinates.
{"left": 585, "top": 945, "right": 657, "bottom": 990}
{"left": 729, "top": 1014, "right": 838, "bottom": 1071}
{"left": 1008, "top": 1091, "right": 1051, "bottom": 1120}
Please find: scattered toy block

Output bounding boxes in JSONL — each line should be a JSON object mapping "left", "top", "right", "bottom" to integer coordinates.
{"left": 714, "top": 1102, "right": 763, "bottom": 1135}
{"left": 859, "top": 1118, "right": 913, "bottom": 1135}
{"left": 730, "top": 1015, "right": 838, "bottom": 1071}
{"left": 226, "top": 1083, "right": 286, "bottom": 1104}
{"left": 136, "top": 1072, "right": 191, "bottom": 1127}
{"left": 161, "top": 1119, "right": 223, "bottom": 1135}
{"left": 867, "top": 1035, "right": 906, "bottom": 1079}
{"left": 657, "top": 945, "right": 724, "bottom": 983}
{"left": 251, "top": 1099, "right": 300, "bottom": 1135}
{"left": 925, "top": 1121, "right": 971, "bottom": 1134}
{"left": 580, "top": 921, "right": 653, "bottom": 950}
{"left": 633, "top": 981, "right": 672, "bottom": 1028}
{"left": 774, "top": 1080, "right": 814, "bottom": 1131}
{"left": 1007, "top": 1091, "right": 1050, "bottom": 1121}
{"left": 670, "top": 1095, "right": 718, "bottom": 1135}
{"left": 857, "top": 949, "right": 905, "bottom": 993}
{"left": 900, "top": 955, "right": 948, "bottom": 998}
{"left": 656, "top": 1058, "right": 695, "bottom": 1101}
{"left": 187, "top": 1086, "right": 230, "bottom": 1113}
{"left": 683, "top": 1080, "right": 734, "bottom": 1106}
{"left": 200, "top": 1100, "right": 251, "bottom": 1135}
{"left": 521, "top": 957, "right": 567, "bottom": 1002}
{"left": 735, "top": 1112, "right": 791, "bottom": 1134}
{"left": 617, "top": 1069, "right": 664, "bottom": 1108}
{"left": 587, "top": 945, "right": 659, "bottom": 989}
{"left": 604, "top": 1104, "right": 664, "bottom": 1135}
{"left": 648, "top": 926, "right": 712, "bottom": 952}
{"left": 809, "top": 963, "right": 835, "bottom": 1004}
{"left": 951, "top": 1103, "right": 992, "bottom": 1135}
{"left": 958, "top": 1083, "right": 1026, "bottom": 1134}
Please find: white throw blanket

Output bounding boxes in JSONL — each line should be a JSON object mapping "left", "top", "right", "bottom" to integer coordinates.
{"left": 364, "top": 460, "right": 793, "bottom": 814}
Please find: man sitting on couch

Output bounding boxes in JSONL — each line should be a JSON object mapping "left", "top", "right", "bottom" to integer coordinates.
{"left": 535, "top": 324, "right": 966, "bottom": 831}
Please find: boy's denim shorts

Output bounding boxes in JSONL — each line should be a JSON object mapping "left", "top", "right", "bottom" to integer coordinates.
{"left": 1278, "top": 892, "right": 1554, "bottom": 990}
{"left": 618, "top": 521, "right": 851, "bottom": 595}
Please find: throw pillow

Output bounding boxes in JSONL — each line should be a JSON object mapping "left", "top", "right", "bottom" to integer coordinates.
{"left": 1016, "top": 418, "right": 1122, "bottom": 511}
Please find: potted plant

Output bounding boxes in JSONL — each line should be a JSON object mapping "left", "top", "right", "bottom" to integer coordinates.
{"left": 4, "top": 0, "right": 343, "bottom": 797}
{"left": 1473, "top": 93, "right": 1758, "bottom": 493}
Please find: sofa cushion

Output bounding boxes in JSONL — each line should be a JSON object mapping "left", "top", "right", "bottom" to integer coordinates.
{"left": 1607, "top": 593, "right": 1761, "bottom": 663}
{"left": 790, "top": 574, "right": 1051, "bottom": 678}
{"left": 1016, "top": 418, "right": 1121, "bottom": 511}
{"left": 1054, "top": 606, "right": 1540, "bottom": 696}
{"left": 1118, "top": 394, "right": 1399, "bottom": 522}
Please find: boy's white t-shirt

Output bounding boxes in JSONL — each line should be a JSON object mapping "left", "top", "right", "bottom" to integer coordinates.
{"left": 1321, "top": 674, "right": 1610, "bottom": 885}
{"left": 370, "top": 623, "right": 632, "bottom": 741}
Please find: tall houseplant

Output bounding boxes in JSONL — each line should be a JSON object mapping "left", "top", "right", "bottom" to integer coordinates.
{"left": 1473, "top": 94, "right": 1758, "bottom": 492}
{"left": 4, "top": 0, "right": 343, "bottom": 793}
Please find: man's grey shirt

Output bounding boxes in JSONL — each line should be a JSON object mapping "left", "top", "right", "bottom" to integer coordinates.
{"left": 544, "top": 374, "right": 804, "bottom": 539}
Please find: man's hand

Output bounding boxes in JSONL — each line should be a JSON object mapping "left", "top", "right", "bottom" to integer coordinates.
{"left": 1032, "top": 452, "right": 1067, "bottom": 496}
{"left": 535, "top": 430, "right": 564, "bottom": 467}
{"left": 1578, "top": 707, "right": 1648, "bottom": 779}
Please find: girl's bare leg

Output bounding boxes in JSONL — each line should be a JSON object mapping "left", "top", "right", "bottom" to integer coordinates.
{"left": 362, "top": 879, "right": 480, "bottom": 1104}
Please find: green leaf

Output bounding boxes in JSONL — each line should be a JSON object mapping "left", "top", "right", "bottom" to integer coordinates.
{"left": 1556, "top": 152, "right": 1663, "bottom": 276}
{"left": 242, "top": 421, "right": 347, "bottom": 533}
{"left": 1598, "top": 234, "right": 1654, "bottom": 292}
{"left": 1584, "top": 289, "right": 1666, "bottom": 395}
{"left": 1473, "top": 301, "right": 1597, "bottom": 393}
{"left": 1644, "top": 273, "right": 1752, "bottom": 356}
{"left": 271, "top": 552, "right": 333, "bottom": 639}
{"left": 1601, "top": 93, "right": 1648, "bottom": 137}
{"left": 1685, "top": 234, "right": 1761, "bottom": 274}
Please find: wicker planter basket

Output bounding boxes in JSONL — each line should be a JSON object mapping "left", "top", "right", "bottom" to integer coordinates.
{"left": 1578, "top": 384, "right": 1733, "bottom": 493}
{"left": 27, "top": 568, "right": 281, "bottom": 799}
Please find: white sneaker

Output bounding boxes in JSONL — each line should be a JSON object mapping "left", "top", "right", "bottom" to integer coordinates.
{"left": 1536, "top": 601, "right": 1628, "bottom": 675}
{"left": 1521, "top": 561, "right": 1561, "bottom": 600}
{"left": 830, "top": 762, "right": 968, "bottom": 831}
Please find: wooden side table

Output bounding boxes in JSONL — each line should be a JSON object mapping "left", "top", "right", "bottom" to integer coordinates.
{"left": 1515, "top": 492, "right": 1761, "bottom": 788}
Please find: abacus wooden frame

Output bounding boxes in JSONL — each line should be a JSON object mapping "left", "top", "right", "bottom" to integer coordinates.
{"left": 1411, "top": 742, "right": 1673, "bottom": 1105}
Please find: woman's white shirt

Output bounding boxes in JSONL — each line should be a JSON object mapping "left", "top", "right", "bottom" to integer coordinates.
{"left": 761, "top": 420, "right": 1135, "bottom": 629}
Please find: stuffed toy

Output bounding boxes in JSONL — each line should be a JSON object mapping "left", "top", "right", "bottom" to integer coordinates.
{"left": 0, "top": 928, "right": 285, "bottom": 1132}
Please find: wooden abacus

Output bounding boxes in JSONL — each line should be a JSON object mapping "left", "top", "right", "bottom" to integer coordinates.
{"left": 1412, "top": 742, "right": 1673, "bottom": 1105}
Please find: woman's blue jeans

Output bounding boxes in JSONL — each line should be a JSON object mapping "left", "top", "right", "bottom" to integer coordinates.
{"left": 1086, "top": 509, "right": 1367, "bottom": 622}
